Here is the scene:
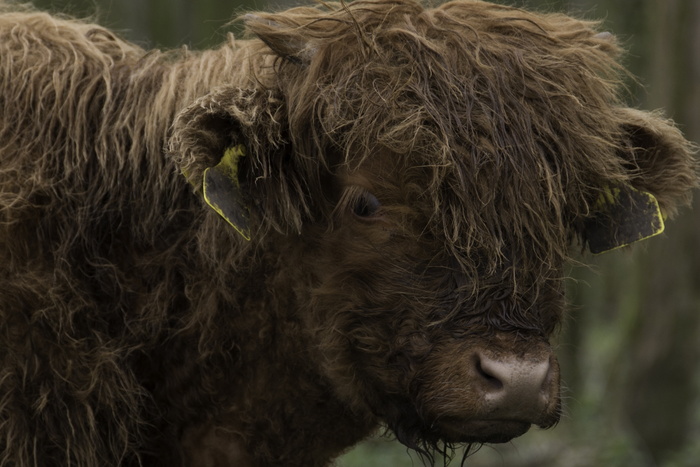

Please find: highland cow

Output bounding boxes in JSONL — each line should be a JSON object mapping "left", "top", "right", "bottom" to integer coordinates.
{"left": 0, "top": 0, "right": 696, "bottom": 466}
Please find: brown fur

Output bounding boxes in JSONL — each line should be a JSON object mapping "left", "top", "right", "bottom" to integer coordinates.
{"left": 0, "top": 1, "right": 696, "bottom": 466}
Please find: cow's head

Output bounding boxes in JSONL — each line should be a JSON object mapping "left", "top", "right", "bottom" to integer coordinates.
{"left": 169, "top": 0, "right": 697, "bottom": 456}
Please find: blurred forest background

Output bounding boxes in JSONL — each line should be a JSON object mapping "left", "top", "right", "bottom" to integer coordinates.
{"left": 27, "top": 0, "right": 699, "bottom": 465}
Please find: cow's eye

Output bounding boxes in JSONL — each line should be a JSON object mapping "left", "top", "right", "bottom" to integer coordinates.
{"left": 352, "top": 191, "right": 381, "bottom": 218}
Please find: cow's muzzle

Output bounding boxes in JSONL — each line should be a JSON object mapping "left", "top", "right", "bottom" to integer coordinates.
{"left": 426, "top": 346, "right": 561, "bottom": 444}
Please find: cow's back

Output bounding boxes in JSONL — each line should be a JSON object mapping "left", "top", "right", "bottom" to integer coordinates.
{"left": 0, "top": 10, "right": 200, "bottom": 465}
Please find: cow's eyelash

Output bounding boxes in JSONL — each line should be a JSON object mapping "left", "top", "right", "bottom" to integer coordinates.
{"left": 336, "top": 186, "right": 382, "bottom": 218}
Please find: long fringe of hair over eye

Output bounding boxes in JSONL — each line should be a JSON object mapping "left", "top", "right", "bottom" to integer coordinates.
{"left": 243, "top": 0, "right": 661, "bottom": 287}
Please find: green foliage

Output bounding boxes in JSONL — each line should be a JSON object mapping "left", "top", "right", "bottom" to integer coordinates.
{"left": 338, "top": 436, "right": 415, "bottom": 467}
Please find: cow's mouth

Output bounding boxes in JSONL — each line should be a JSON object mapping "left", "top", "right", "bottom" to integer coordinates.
{"left": 434, "top": 417, "right": 532, "bottom": 444}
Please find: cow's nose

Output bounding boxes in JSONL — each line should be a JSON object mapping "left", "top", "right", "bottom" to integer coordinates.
{"left": 474, "top": 352, "right": 554, "bottom": 421}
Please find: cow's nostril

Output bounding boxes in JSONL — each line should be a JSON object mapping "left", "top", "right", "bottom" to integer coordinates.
{"left": 475, "top": 355, "right": 505, "bottom": 390}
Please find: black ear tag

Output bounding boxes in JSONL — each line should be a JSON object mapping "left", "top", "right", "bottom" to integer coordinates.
{"left": 203, "top": 145, "right": 251, "bottom": 241}
{"left": 584, "top": 185, "right": 664, "bottom": 254}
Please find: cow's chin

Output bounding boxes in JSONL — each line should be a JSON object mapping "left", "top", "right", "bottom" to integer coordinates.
{"left": 433, "top": 417, "right": 532, "bottom": 444}
{"left": 385, "top": 409, "right": 539, "bottom": 452}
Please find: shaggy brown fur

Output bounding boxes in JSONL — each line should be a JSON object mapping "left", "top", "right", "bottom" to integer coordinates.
{"left": 0, "top": 0, "right": 696, "bottom": 466}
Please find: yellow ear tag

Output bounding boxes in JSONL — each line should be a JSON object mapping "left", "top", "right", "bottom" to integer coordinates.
{"left": 584, "top": 185, "right": 664, "bottom": 254}
{"left": 203, "top": 145, "right": 251, "bottom": 241}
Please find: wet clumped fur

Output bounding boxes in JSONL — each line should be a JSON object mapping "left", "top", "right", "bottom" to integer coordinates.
{"left": 0, "top": 1, "right": 697, "bottom": 466}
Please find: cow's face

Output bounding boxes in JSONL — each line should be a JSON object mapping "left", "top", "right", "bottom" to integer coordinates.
{"left": 297, "top": 151, "right": 564, "bottom": 449}
{"left": 168, "top": 0, "right": 697, "bottom": 455}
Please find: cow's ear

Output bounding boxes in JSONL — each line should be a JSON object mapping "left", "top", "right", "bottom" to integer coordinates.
{"left": 616, "top": 108, "right": 698, "bottom": 218}
{"left": 168, "top": 87, "right": 309, "bottom": 238}
{"left": 582, "top": 108, "right": 698, "bottom": 253}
